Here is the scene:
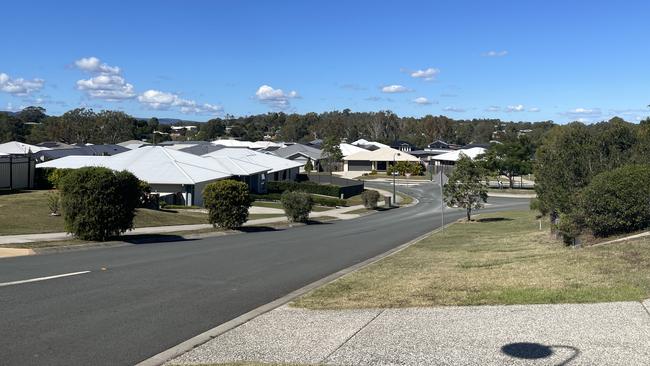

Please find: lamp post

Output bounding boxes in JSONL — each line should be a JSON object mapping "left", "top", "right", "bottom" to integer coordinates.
{"left": 392, "top": 152, "right": 401, "bottom": 205}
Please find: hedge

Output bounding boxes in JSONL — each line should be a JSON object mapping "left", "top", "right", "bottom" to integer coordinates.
{"left": 267, "top": 181, "right": 341, "bottom": 198}
{"left": 251, "top": 193, "right": 346, "bottom": 207}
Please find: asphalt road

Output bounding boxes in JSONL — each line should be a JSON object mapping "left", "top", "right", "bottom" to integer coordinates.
{"left": 0, "top": 182, "right": 529, "bottom": 366}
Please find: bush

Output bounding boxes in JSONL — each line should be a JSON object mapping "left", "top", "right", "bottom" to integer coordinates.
{"left": 369, "top": 169, "right": 377, "bottom": 175}
{"left": 281, "top": 191, "right": 313, "bottom": 223}
{"left": 46, "top": 190, "right": 60, "bottom": 216}
{"left": 580, "top": 164, "right": 650, "bottom": 237}
{"left": 47, "top": 168, "right": 73, "bottom": 189}
{"left": 304, "top": 159, "right": 314, "bottom": 173}
{"left": 361, "top": 190, "right": 381, "bottom": 209}
{"left": 35, "top": 168, "right": 54, "bottom": 189}
{"left": 267, "top": 180, "right": 341, "bottom": 197}
{"left": 252, "top": 193, "right": 346, "bottom": 207}
{"left": 203, "top": 179, "right": 252, "bottom": 229}
{"left": 138, "top": 180, "right": 152, "bottom": 207}
{"left": 387, "top": 161, "right": 424, "bottom": 176}
{"left": 59, "top": 167, "right": 140, "bottom": 241}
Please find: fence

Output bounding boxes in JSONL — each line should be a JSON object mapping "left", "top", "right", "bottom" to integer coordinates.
{"left": 0, "top": 155, "right": 35, "bottom": 190}
{"left": 302, "top": 173, "right": 365, "bottom": 198}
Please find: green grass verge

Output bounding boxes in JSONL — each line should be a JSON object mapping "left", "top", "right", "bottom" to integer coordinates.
{"left": 0, "top": 190, "right": 288, "bottom": 236}
{"left": 293, "top": 210, "right": 650, "bottom": 309}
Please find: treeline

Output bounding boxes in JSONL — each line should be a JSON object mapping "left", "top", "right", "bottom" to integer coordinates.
{"left": 0, "top": 107, "right": 169, "bottom": 145}
{"left": 534, "top": 117, "right": 650, "bottom": 241}
{"left": 202, "top": 109, "right": 555, "bottom": 147}
{"left": 1, "top": 106, "right": 555, "bottom": 147}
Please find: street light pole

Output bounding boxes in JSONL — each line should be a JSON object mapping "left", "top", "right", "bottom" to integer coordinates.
{"left": 392, "top": 152, "right": 400, "bottom": 205}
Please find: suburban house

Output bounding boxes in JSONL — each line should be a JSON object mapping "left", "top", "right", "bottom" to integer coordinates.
{"left": 350, "top": 139, "right": 389, "bottom": 151}
{"left": 431, "top": 147, "right": 487, "bottom": 166}
{"left": 202, "top": 154, "right": 270, "bottom": 193}
{"left": 339, "top": 143, "right": 367, "bottom": 158}
{"left": 343, "top": 147, "right": 420, "bottom": 173}
{"left": 211, "top": 139, "right": 286, "bottom": 150}
{"left": 37, "top": 146, "right": 232, "bottom": 206}
{"left": 390, "top": 140, "right": 418, "bottom": 152}
{"left": 271, "top": 143, "right": 322, "bottom": 172}
{"left": 0, "top": 141, "right": 50, "bottom": 155}
{"left": 36, "top": 141, "right": 77, "bottom": 149}
{"left": 202, "top": 148, "right": 302, "bottom": 181}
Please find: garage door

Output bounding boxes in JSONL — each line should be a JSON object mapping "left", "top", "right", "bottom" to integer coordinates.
{"left": 348, "top": 160, "right": 372, "bottom": 171}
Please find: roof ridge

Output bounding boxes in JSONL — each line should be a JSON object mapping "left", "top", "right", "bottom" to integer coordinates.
{"left": 159, "top": 147, "right": 197, "bottom": 184}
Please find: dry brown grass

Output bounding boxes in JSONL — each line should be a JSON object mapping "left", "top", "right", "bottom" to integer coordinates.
{"left": 293, "top": 210, "right": 650, "bottom": 309}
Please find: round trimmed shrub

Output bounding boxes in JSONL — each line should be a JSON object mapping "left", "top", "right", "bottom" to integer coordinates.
{"left": 203, "top": 179, "right": 252, "bottom": 229}
{"left": 580, "top": 164, "right": 650, "bottom": 237}
{"left": 59, "top": 167, "right": 140, "bottom": 241}
{"left": 281, "top": 191, "right": 313, "bottom": 223}
{"left": 361, "top": 190, "right": 381, "bottom": 209}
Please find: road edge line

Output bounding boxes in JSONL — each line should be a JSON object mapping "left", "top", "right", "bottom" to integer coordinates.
{"left": 136, "top": 220, "right": 456, "bottom": 366}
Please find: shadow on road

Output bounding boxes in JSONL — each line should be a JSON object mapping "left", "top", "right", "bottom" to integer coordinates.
{"left": 501, "top": 342, "right": 580, "bottom": 365}
{"left": 120, "top": 234, "right": 198, "bottom": 245}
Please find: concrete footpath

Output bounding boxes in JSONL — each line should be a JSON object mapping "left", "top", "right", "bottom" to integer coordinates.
{"left": 170, "top": 300, "right": 650, "bottom": 365}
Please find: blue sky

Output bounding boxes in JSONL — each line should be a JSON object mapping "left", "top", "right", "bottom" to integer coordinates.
{"left": 1, "top": 0, "right": 649, "bottom": 123}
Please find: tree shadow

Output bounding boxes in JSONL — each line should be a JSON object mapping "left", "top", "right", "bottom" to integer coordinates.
{"left": 235, "top": 226, "right": 281, "bottom": 233}
{"left": 501, "top": 342, "right": 580, "bottom": 365}
{"left": 118, "top": 234, "right": 198, "bottom": 245}
{"left": 476, "top": 217, "right": 514, "bottom": 223}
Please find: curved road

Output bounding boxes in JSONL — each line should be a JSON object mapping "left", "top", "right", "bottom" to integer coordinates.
{"left": 0, "top": 182, "right": 529, "bottom": 365}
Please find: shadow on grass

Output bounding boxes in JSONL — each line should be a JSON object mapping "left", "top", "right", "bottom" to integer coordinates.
{"left": 476, "top": 217, "right": 514, "bottom": 223}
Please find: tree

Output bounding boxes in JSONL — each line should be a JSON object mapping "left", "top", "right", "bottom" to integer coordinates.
{"left": 17, "top": 106, "right": 47, "bottom": 123}
{"left": 580, "top": 165, "right": 650, "bottom": 237}
{"left": 203, "top": 180, "right": 252, "bottom": 229}
{"left": 280, "top": 191, "right": 313, "bottom": 223}
{"left": 304, "top": 158, "right": 314, "bottom": 173}
{"left": 483, "top": 136, "right": 533, "bottom": 188}
{"left": 443, "top": 155, "right": 488, "bottom": 221}
{"left": 59, "top": 167, "right": 141, "bottom": 241}
{"left": 321, "top": 136, "right": 343, "bottom": 173}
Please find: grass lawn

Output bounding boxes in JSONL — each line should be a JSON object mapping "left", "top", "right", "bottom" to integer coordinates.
{"left": 0, "top": 190, "right": 286, "bottom": 236}
{"left": 293, "top": 209, "right": 650, "bottom": 309}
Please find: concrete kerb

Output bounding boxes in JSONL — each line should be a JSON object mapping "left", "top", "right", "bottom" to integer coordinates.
{"left": 137, "top": 216, "right": 454, "bottom": 366}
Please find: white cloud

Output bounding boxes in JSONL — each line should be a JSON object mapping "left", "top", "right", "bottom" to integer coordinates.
{"left": 0, "top": 73, "right": 44, "bottom": 96}
{"left": 76, "top": 75, "right": 136, "bottom": 101}
{"left": 443, "top": 106, "right": 465, "bottom": 113}
{"left": 529, "top": 107, "right": 541, "bottom": 112}
{"left": 138, "top": 89, "right": 223, "bottom": 115}
{"left": 482, "top": 50, "right": 508, "bottom": 57}
{"left": 506, "top": 104, "right": 525, "bottom": 112}
{"left": 74, "top": 57, "right": 136, "bottom": 101}
{"left": 74, "top": 57, "right": 120, "bottom": 74}
{"left": 381, "top": 84, "right": 411, "bottom": 93}
{"left": 254, "top": 84, "right": 299, "bottom": 110}
{"left": 413, "top": 97, "right": 433, "bottom": 105}
{"left": 560, "top": 107, "right": 603, "bottom": 122}
{"left": 410, "top": 68, "right": 440, "bottom": 81}
{"left": 485, "top": 106, "right": 501, "bottom": 112}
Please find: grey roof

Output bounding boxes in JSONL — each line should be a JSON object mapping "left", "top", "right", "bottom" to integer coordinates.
{"left": 34, "top": 145, "right": 129, "bottom": 161}
{"left": 272, "top": 143, "right": 322, "bottom": 160}
{"left": 178, "top": 144, "right": 224, "bottom": 156}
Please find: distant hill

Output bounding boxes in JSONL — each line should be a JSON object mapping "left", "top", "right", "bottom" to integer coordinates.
{"left": 136, "top": 117, "right": 204, "bottom": 125}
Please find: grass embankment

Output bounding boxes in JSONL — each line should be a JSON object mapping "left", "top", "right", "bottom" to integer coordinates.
{"left": 294, "top": 210, "right": 650, "bottom": 309}
{"left": 0, "top": 190, "right": 283, "bottom": 235}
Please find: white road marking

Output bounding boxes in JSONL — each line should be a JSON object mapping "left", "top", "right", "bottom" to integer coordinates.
{"left": 0, "top": 271, "right": 91, "bottom": 287}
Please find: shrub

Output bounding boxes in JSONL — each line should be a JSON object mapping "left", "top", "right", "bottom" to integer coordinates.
{"left": 47, "top": 168, "right": 73, "bottom": 189}
{"left": 387, "top": 161, "right": 424, "bottom": 176}
{"left": 46, "top": 191, "right": 60, "bottom": 216}
{"left": 59, "top": 167, "right": 140, "bottom": 241}
{"left": 369, "top": 169, "right": 377, "bottom": 175}
{"left": 557, "top": 212, "right": 584, "bottom": 245}
{"left": 138, "top": 180, "right": 152, "bottom": 207}
{"left": 252, "top": 193, "right": 346, "bottom": 207}
{"left": 580, "top": 164, "right": 650, "bottom": 237}
{"left": 361, "top": 190, "right": 381, "bottom": 209}
{"left": 35, "top": 168, "right": 54, "bottom": 189}
{"left": 304, "top": 159, "right": 314, "bottom": 173}
{"left": 267, "top": 180, "right": 341, "bottom": 197}
{"left": 203, "top": 179, "right": 252, "bottom": 229}
{"left": 281, "top": 191, "right": 313, "bottom": 223}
